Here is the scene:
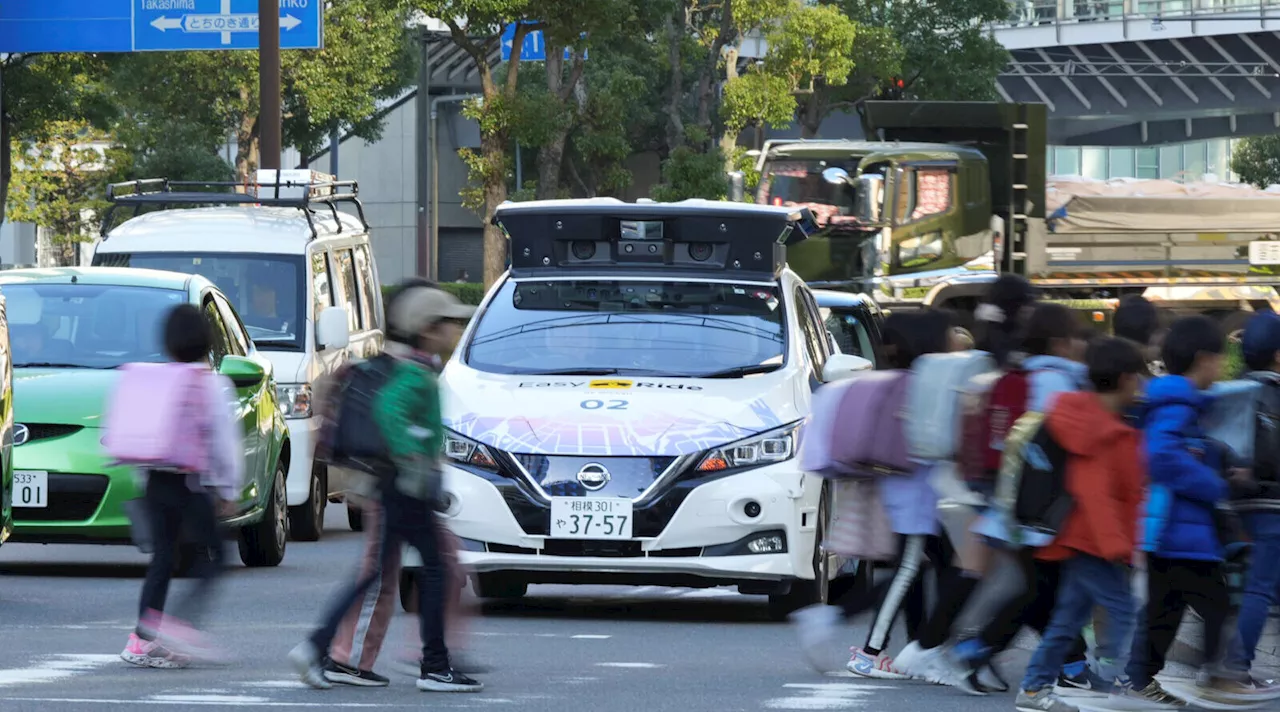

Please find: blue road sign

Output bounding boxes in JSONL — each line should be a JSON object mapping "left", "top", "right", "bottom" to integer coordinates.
{"left": 500, "top": 23, "right": 586, "bottom": 62}
{"left": 0, "top": 0, "right": 323, "bottom": 54}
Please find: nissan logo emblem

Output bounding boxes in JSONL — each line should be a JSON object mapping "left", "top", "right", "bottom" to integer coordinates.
{"left": 13, "top": 424, "right": 28, "bottom": 446}
{"left": 576, "top": 463, "right": 610, "bottom": 491}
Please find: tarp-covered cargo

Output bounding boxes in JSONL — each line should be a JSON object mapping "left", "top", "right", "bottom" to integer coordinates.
{"left": 1045, "top": 177, "right": 1280, "bottom": 234}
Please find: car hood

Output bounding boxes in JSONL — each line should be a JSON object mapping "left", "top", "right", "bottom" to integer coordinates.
{"left": 13, "top": 368, "right": 120, "bottom": 427}
{"left": 256, "top": 349, "right": 303, "bottom": 384}
{"left": 441, "top": 365, "right": 803, "bottom": 457}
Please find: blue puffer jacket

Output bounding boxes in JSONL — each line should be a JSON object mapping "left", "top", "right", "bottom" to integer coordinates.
{"left": 1140, "top": 375, "right": 1229, "bottom": 561}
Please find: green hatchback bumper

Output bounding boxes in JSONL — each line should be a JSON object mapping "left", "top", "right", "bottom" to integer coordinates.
{"left": 10, "top": 426, "right": 137, "bottom": 544}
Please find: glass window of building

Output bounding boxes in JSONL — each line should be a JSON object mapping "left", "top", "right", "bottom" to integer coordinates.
{"left": 1054, "top": 147, "right": 1081, "bottom": 176}
{"left": 1136, "top": 148, "right": 1159, "bottom": 179}
{"left": 1108, "top": 148, "right": 1135, "bottom": 178}
{"left": 1082, "top": 148, "right": 1107, "bottom": 179}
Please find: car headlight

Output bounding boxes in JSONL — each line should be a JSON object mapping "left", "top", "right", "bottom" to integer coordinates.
{"left": 276, "top": 383, "right": 312, "bottom": 419}
{"left": 444, "top": 429, "right": 499, "bottom": 471}
{"left": 694, "top": 422, "right": 801, "bottom": 474}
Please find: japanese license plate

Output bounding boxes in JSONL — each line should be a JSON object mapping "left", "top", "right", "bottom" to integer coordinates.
{"left": 550, "top": 497, "right": 633, "bottom": 539}
{"left": 14, "top": 470, "right": 48, "bottom": 508}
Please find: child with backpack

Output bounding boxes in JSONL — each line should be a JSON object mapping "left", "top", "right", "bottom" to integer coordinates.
{"left": 109, "top": 303, "right": 244, "bottom": 668}
{"left": 1126, "top": 315, "right": 1251, "bottom": 706}
{"left": 1013, "top": 337, "right": 1147, "bottom": 712}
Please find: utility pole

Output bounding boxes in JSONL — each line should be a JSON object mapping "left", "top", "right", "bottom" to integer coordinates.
{"left": 415, "top": 25, "right": 433, "bottom": 278}
{"left": 259, "top": 0, "right": 282, "bottom": 172}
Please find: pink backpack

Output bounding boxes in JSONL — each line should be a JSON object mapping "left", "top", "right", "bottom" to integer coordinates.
{"left": 103, "top": 362, "right": 211, "bottom": 473}
{"left": 801, "top": 370, "right": 913, "bottom": 479}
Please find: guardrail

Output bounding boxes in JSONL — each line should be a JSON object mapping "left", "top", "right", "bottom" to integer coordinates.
{"left": 995, "top": 0, "right": 1280, "bottom": 29}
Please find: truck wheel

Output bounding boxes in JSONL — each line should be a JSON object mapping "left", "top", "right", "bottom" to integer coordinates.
{"left": 472, "top": 573, "right": 527, "bottom": 599}
{"left": 288, "top": 464, "right": 327, "bottom": 543}
{"left": 239, "top": 462, "right": 288, "bottom": 567}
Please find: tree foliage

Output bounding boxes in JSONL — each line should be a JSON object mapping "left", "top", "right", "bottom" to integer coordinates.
{"left": 7, "top": 121, "right": 110, "bottom": 265}
{"left": 1231, "top": 135, "right": 1280, "bottom": 189}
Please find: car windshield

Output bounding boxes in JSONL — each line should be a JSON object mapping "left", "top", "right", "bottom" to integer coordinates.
{"left": 465, "top": 280, "right": 787, "bottom": 377}
{"left": 93, "top": 252, "right": 304, "bottom": 350}
{"left": 2, "top": 283, "right": 187, "bottom": 369}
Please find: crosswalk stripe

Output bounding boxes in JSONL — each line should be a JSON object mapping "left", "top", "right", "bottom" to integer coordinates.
{"left": 0, "top": 654, "right": 119, "bottom": 688}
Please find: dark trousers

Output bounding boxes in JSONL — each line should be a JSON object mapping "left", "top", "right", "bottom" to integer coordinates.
{"left": 310, "top": 489, "right": 450, "bottom": 672}
{"left": 1127, "top": 556, "right": 1230, "bottom": 688}
{"left": 835, "top": 534, "right": 953, "bottom": 654}
{"left": 136, "top": 473, "right": 225, "bottom": 638}
{"left": 978, "top": 548, "right": 1088, "bottom": 665}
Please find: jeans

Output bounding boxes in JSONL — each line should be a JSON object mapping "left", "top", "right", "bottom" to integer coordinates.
{"left": 1127, "top": 556, "right": 1230, "bottom": 688}
{"left": 1230, "top": 512, "right": 1280, "bottom": 671}
{"left": 1022, "top": 554, "right": 1136, "bottom": 692}
{"left": 310, "top": 489, "right": 450, "bottom": 672}
{"left": 977, "top": 548, "right": 1089, "bottom": 666}
{"left": 136, "top": 472, "right": 225, "bottom": 637}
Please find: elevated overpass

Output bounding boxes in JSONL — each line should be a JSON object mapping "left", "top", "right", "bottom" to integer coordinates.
{"left": 992, "top": 0, "right": 1280, "bottom": 145}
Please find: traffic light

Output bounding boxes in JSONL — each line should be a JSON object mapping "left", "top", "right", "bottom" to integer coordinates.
{"left": 880, "top": 77, "right": 905, "bottom": 100}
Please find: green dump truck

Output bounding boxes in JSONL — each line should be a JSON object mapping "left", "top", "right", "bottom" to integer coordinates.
{"left": 733, "top": 101, "right": 1280, "bottom": 332}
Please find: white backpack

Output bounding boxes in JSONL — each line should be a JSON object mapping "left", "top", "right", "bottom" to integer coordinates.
{"left": 904, "top": 350, "right": 996, "bottom": 461}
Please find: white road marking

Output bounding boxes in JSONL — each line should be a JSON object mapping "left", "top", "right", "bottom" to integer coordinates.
{"left": 763, "top": 683, "right": 883, "bottom": 711}
{"left": 0, "top": 654, "right": 119, "bottom": 688}
{"left": 678, "top": 588, "right": 737, "bottom": 598}
{"left": 571, "top": 634, "right": 611, "bottom": 639}
{"left": 149, "top": 695, "right": 271, "bottom": 704}
{"left": 595, "top": 662, "right": 664, "bottom": 668}
{"left": 1, "top": 699, "right": 487, "bottom": 708}
{"left": 238, "top": 680, "right": 312, "bottom": 689}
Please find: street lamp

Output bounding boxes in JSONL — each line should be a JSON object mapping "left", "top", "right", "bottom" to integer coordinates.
{"left": 409, "top": 14, "right": 451, "bottom": 280}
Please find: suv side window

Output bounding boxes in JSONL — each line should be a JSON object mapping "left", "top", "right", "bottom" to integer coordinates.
{"left": 203, "top": 297, "right": 232, "bottom": 367}
{"left": 213, "top": 293, "right": 249, "bottom": 356}
{"left": 333, "top": 247, "right": 364, "bottom": 333}
{"left": 311, "top": 249, "right": 334, "bottom": 322}
{"left": 353, "top": 245, "right": 378, "bottom": 330}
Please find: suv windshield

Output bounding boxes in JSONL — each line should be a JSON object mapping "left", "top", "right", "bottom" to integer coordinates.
{"left": 94, "top": 252, "right": 304, "bottom": 350}
{"left": 2, "top": 283, "right": 187, "bottom": 369}
{"left": 466, "top": 281, "right": 787, "bottom": 377}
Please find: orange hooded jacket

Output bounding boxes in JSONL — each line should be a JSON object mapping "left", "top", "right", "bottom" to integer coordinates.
{"left": 1036, "top": 390, "right": 1145, "bottom": 563}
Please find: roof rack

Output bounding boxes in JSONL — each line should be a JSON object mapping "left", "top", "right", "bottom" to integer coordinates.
{"left": 100, "top": 176, "right": 370, "bottom": 240}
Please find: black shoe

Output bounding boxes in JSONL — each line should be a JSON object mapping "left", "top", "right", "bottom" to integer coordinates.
{"left": 416, "top": 668, "right": 484, "bottom": 692}
{"left": 323, "top": 659, "right": 390, "bottom": 687}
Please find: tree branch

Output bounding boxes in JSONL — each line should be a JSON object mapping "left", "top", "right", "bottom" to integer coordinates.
{"left": 443, "top": 18, "right": 486, "bottom": 69}
{"left": 560, "top": 51, "right": 587, "bottom": 103}
{"left": 504, "top": 22, "right": 531, "bottom": 95}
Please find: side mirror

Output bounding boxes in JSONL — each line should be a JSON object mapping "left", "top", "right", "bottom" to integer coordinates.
{"left": 219, "top": 355, "right": 266, "bottom": 388}
{"left": 854, "top": 174, "right": 884, "bottom": 223}
{"left": 822, "top": 353, "right": 873, "bottom": 381}
{"left": 727, "top": 171, "right": 746, "bottom": 202}
{"left": 316, "top": 306, "right": 350, "bottom": 351}
{"left": 821, "top": 166, "right": 851, "bottom": 185}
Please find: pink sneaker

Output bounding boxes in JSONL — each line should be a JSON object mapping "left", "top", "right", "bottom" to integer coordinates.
{"left": 159, "top": 618, "right": 229, "bottom": 664}
{"left": 120, "top": 633, "right": 190, "bottom": 669}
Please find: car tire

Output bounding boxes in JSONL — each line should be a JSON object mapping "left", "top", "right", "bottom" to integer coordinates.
{"left": 288, "top": 464, "right": 327, "bottom": 543}
{"left": 347, "top": 502, "right": 364, "bottom": 531}
{"left": 400, "top": 568, "right": 419, "bottom": 613}
{"left": 472, "top": 573, "right": 527, "bottom": 599}
{"left": 239, "top": 460, "right": 288, "bottom": 567}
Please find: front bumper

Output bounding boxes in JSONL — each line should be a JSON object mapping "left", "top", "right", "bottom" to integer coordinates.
{"left": 10, "top": 427, "right": 135, "bottom": 543}
{"left": 284, "top": 417, "right": 319, "bottom": 507}
{"left": 403, "top": 461, "right": 820, "bottom": 588}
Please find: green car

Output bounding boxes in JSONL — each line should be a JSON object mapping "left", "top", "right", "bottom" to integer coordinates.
{"left": 0, "top": 288, "right": 11, "bottom": 552}
{"left": 1, "top": 267, "right": 292, "bottom": 567}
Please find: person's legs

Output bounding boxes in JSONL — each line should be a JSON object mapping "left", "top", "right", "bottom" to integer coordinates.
{"left": 1233, "top": 513, "right": 1280, "bottom": 671}
{"left": 168, "top": 488, "right": 225, "bottom": 629}
{"left": 1181, "top": 560, "right": 1231, "bottom": 676}
{"left": 329, "top": 499, "right": 400, "bottom": 684}
{"left": 1127, "top": 556, "right": 1187, "bottom": 692}
{"left": 862, "top": 535, "right": 928, "bottom": 655}
{"left": 123, "top": 473, "right": 190, "bottom": 668}
{"left": 1020, "top": 559, "right": 1096, "bottom": 694}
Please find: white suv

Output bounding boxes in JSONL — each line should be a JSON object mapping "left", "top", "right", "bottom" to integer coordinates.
{"left": 90, "top": 170, "right": 384, "bottom": 541}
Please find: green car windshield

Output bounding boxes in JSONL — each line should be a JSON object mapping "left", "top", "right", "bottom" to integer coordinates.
{"left": 4, "top": 283, "right": 188, "bottom": 369}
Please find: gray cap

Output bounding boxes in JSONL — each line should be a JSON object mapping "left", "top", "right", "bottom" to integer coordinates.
{"left": 387, "top": 286, "right": 476, "bottom": 336}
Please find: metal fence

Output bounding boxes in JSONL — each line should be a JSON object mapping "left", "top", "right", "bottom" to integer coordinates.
{"left": 996, "top": 0, "right": 1280, "bottom": 28}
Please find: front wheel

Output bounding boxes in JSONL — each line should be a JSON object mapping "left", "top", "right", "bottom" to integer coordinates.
{"left": 288, "top": 464, "right": 327, "bottom": 542}
{"left": 239, "top": 460, "right": 288, "bottom": 567}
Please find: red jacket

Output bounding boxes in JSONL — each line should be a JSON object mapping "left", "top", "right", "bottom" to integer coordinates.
{"left": 1037, "top": 391, "right": 1145, "bottom": 563}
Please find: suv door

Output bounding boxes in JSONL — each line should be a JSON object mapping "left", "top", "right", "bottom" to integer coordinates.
{"left": 820, "top": 305, "right": 885, "bottom": 367}
{"left": 203, "top": 294, "right": 262, "bottom": 506}
{"left": 331, "top": 245, "right": 379, "bottom": 359}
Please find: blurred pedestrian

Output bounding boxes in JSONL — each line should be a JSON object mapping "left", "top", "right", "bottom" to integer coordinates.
{"left": 109, "top": 303, "right": 244, "bottom": 669}
{"left": 290, "top": 282, "right": 482, "bottom": 693}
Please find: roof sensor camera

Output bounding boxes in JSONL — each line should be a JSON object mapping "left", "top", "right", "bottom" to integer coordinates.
{"left": 571, "top": 240, "right": 596, "bottom": 260}
{"left": 688, "top": 242, "right": 713, "bottom": 262}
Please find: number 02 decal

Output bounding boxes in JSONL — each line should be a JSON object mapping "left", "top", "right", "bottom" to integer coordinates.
{"left": 580, "top": 399, "right": 628, "bottom": 410}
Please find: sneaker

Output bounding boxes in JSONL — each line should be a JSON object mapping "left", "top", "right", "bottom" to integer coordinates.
{"left": 157, "top": 618, "right": 229, "bottom": 664}
{"left": 416, "top": 668, "right": 483, "bottom": 692}
{"left": 120, "top": 633, "right": 190, "bottom": 669}
{"left": 288, "top": 641, "right": 332, "bottom": 690}
{"left": 1193, "top": 674, "right": 1272, "bottom": 705}
{"left": 1131, "top": 680, "right": 1187, "bottom": 708}
{"left": 847, "top": 647, "right": 909, "bottom": 680}
{"left": 979, "top": 664, "right": 1010, "bottom": 693}
{"left": 1015, "top": 688, "right": 1080, "bottom": 712}
{"left": 954, "top": 668, "right": 990, "bottom": 697}
{"left": 1055, "top": 666, "right": 1111, "bottom": 697}
{"left": 323, "top": 659, "right": 390, "bottom": 687}
{"left": 121, "top": 633, "right": 155, "bottom": 667}
{"left": 790, "top": 604, "right": 842, "bottom": 671}
{"left": 892, "top": 642, "right": 934, "bottom": 681}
